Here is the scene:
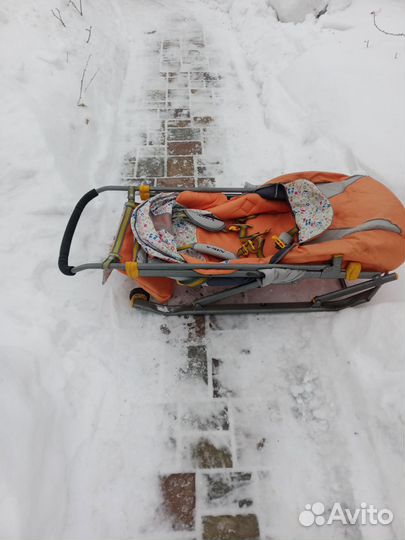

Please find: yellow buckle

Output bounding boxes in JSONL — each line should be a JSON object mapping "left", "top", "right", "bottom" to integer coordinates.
{"left": 272, "top": 235, "right": 286, "bottom": 249}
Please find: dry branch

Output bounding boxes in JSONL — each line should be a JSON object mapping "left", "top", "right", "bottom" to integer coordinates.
{"left": 51, "top": 8, "right": 66, "bottom": 27}
{"left": 77, "top": 55, "right": 92, "bottom": 106}
{"left": 84, "top": 68, "right": 100, "bottom": 92}
{"left": 85, "top": 26, "right": 93, "bottom": 43}
{"left": 68, "top": 0, "right": 83, "bottom": 16}
{"left": 371, "top": 11, "right": 405, "bottom": 37}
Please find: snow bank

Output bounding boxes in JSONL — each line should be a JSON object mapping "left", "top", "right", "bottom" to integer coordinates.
{"left": 0, "top": 2, "right": 134, "bottom": 538}
{"left": 0, "top": 0, "right": 129, "bottom": 196}
{"left": 228, "top": 0, "right": 405, "bottom": 190}
{"left": 268, "top": 0, "right": 328, "bottom": 23}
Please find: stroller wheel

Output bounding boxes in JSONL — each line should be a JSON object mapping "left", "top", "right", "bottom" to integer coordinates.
{"left": 129, "top": 287, "right": 151, "bottom": 306}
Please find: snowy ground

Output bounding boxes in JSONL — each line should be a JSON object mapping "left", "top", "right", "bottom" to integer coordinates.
{"left": 0, "top": 0, "right": 404, "bottom": 539}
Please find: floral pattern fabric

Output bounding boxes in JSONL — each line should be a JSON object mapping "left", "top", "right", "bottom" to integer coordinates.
{"left": 131, "top": 193, "right": 199, "bottom": 263}
{"left": 285, "top": 179, "right": 333, "bottom": 243}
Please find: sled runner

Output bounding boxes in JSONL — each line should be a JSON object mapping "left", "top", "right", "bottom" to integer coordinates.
{"left": 58, "top": 171, "right": 405, "bottom": 315}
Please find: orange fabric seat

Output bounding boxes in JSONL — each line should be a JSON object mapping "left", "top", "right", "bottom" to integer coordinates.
{"left": 119, "top": 171, "right": 405, "bottom": 302}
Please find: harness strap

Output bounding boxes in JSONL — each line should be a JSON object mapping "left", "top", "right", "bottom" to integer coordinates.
{"left": 181, "top": 208, "right": 226, "bottom": 231}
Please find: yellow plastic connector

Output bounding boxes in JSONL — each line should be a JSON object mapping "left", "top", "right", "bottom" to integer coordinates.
{"left": 272, "top": 235, "right": 286, "bottom": 249}
{"left": 139, "top": 184, "right": 151, "bottom": 201}
{"left": 346, "top": 262, "right": 362, "bottom": 281}
{"left": 125, "top": 262, "right": 139, "bottom": 280}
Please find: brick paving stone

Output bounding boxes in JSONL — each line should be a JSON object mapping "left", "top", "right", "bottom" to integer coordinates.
{"left": 168, "top": 128, "right": 201, "bottom": 141}
{"left": 193, "top": 116, "right": 215, "bottom": 125}
{"left": 182, "top": 345, "right": 208, "bottom": 383}
{"left": 190, "top": 438, "right": 233, "bottom": 468}
{"left": 187, "top": 316, "right": 206, "bottom": 341}
{"left": 167, "top": 156, "right": 194, "bottom": 177}
{"left": 156, "top": 177, "right": 195, "bottom": 188}
{"left": 147, "top": 89, "right": 166, "bottom": 101}
{"left": 197, "top": 178, "right": 216, "bottom": 187}
{"left": 203, "top": 472, "right": 254, "bottom": 510}
{"left": 212, "top": 358, "right": 234, "bottom": 399}
{"left": 168, "top": 141, "right": 202, "bottom": 156}
{"left": 167, "top": 119, "right": 192, "bottom": 128}
{"left": 160, "top": 473, "right": 196, "bottom": 531}
{"left": 136, "top": 157, "right": 164, "bottom": 177}
{"left": 202, "top": 515, "right": 260, "bottom": 540}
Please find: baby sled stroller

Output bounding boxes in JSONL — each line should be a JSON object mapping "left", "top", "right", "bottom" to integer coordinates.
{"left": 58, "top": 171, "right": 405, "bottom": 315}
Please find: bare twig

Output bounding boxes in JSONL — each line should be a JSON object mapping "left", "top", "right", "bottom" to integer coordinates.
{"left": 51, "top": 8, "right": 66, "bottom": 27}
{"left": 371, "top": 11, "right": 405, "bottom": 37}
{"left": 68, "top": 0, "right": 83, "bottom": 16}
{"left": 77, "top": 55, "right": 92, "bottom": 106}
{"left": 84, "top": 68, "right": 100, "bottom": 92}
{"left": 85, "top": 26, "right": 93, "bottom": 43}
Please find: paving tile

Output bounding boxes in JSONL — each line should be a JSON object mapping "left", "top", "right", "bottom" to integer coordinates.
{"left": 167, "top": 119, "right": 192, "bottom": 128}
{"left": 180, "top": 401, "right": 229, "bottom": 431}
{"left": 147, "top": 89, "right": 166, "bottom": 101}
{"left": 167, "top": 156, "right": 194, "bottom": 177}
{"left": 190, "top": 437, "right": 233, "bottom": 468}
{"left": 212, "top": 358, "right": 234, "bottom": 399}
{"left": 202, "top": 514, "right": 260, "bottom": 540}
{"left": 168, "top": 128, "right": 201, "bottom": 141}
{"left": 203, "top": 472, "right": 253, "bottom": 509}
{"left": 136, "top": 157, "right": 164, "bottom": 177}
{"left": 187, "top": 316, "right": 206, "bottom": 340}
{"left": 160, "top": 108, "right": 191, "bottom": 120}
{"left": 197, "top": 178, "right": 216, "bottom": 187}
{"left": 181, "top": 345, "right": 208, "bottom": 383}
{"left": 168, "top": 141, "right": 202, "bottom": 156}
{"left": 160, "top": 473, "right": 195, "bottom": 531}
{"left": 193, "top": 116, "right": 215, "bottom": 125}
{"left": 156, "top": 177, "right": 195, "bottom": 188}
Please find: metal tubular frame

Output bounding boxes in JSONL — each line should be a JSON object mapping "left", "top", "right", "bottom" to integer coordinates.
{"left": 60, "top": 184, "right": 398, "bottom": 316}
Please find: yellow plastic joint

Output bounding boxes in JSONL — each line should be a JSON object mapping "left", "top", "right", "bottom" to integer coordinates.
{"left": 272, "top": 235, "right": 286, "bottom": 249}
{"left": 125, "top": 262, "right": 139, "bottom": 280}
{"left": 346, "top": 262, "right": 362, "bottom": 281}
{"left": 139, "top": 184, "right": 151, "bottom": 201}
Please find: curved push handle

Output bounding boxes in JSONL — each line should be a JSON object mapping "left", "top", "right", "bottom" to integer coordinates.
{"left": 58, "top": 188, "right": 99, "bottom": 275}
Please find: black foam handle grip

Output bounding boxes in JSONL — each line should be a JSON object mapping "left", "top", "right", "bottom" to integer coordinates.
{"left": 58, "top": 189, "right": 99, "bottom": 275}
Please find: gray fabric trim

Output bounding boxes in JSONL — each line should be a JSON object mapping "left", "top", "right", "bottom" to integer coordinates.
{"left": 261, "top": 268, "right": 306, "bottom": 286}
{"left": 317, "top": 175, "right": 365, "bottom": 198}
{"left": 308, "top": 219, "right": 402, "bottom": 244}
{"left": 193, "top": 243, "right": 237, "bottom": 260}
{"left": 183, "top": 208, "right": 226, "bottom": 231}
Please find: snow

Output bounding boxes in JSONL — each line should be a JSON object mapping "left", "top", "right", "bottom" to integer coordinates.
{"left": 0, "top": 0, "right": 404, "bottom": 539}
